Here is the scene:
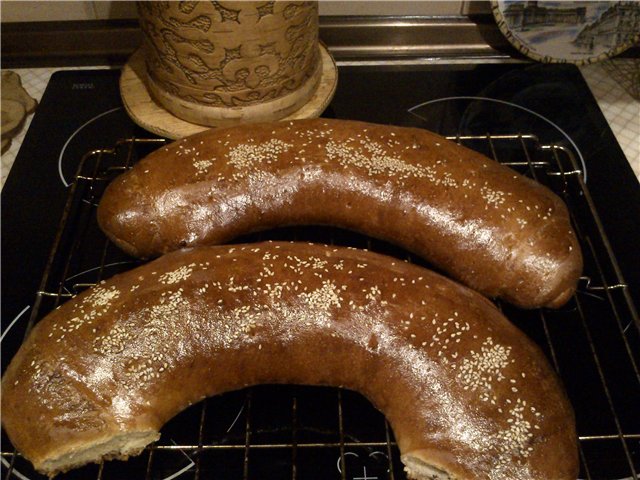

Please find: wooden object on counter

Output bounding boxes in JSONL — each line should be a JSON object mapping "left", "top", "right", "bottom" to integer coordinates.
{"left": 120, "top": 45, "right": 337, "bottom": 139}
{"left": 135, "top": 1, "right": 325, "bottom": 127}
{"left": 1, "top": 71, "right": 37, "bottom": 154}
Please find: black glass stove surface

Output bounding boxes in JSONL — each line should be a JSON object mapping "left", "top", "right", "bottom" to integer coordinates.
{"left": 2, "top": 64, "right": 639, "bottom": 480}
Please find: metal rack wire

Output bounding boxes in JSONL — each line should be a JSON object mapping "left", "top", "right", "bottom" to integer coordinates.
{"left": 2, "top": 133, "right": 639, "bottom": 480}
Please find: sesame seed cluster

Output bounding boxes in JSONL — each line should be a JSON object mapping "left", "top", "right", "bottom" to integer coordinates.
{"left": 47, "top": 284, "right": 121, "bottom": 344}
{"left": 169, "top": 120, "right": 553, "bottom": 230}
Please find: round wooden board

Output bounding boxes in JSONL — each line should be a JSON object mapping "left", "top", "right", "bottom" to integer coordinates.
{"left": 120, "top": 45, "right": 338, "bottom": 140}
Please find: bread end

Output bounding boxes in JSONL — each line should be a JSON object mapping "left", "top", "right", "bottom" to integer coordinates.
{"left": 402, "top": 453, "right": 460, "bottom": 480}
{"left": 35, "top": 430, "right": 160, "bottom": 477}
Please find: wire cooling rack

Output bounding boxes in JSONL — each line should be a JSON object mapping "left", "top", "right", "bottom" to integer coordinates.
{"left": 2, "top": 133, "right": 639, "bottom": 480}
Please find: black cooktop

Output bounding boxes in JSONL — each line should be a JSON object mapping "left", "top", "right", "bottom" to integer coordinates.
{"left": 2, "top": 64, "right": 639, "bottom": 479}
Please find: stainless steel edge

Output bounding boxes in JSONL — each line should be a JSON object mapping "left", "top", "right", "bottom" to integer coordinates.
{"left": 319, "top": 15, "right": 521, "bottom": 64}
{"left": 1, "top": 15, "right": 522, "bottom": 68}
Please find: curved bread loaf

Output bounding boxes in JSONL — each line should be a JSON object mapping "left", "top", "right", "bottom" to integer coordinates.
{"left": 97, "top": 119, "right": 582, "bottom": 309}
{"left": 1, "top": 242, "right": 578, "bottom": 478}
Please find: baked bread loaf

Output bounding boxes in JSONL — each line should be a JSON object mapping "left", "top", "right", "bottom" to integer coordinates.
{"left": 97, "top": 119, "right": 582, "bottom": 309}
{"left": 2, "top": 242, "right": 578, "bottom": 478}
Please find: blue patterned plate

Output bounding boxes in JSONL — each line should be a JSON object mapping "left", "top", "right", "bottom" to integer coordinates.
{"left": 491, "top": 1, "right": 640, "bottom": 64}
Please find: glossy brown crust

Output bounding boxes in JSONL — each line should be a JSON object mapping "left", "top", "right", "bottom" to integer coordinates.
{"left": 2, "top": 242, "right": 578, "bottom": 478}
{"left": 97, "top": 119, "right": 582, "bottom": 309}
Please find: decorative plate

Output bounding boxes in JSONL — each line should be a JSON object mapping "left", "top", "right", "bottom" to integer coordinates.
{"left": 491, "top": 1, "right": 640, "bottom": 64}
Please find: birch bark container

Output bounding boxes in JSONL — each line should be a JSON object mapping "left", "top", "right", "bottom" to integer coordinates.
{"left": 137, "top": 1, "right": 322, "bottom": 127}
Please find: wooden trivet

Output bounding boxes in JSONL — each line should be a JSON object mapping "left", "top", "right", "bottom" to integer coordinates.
{"left": 120, "top": 45, "right": 338, "bottom": 140}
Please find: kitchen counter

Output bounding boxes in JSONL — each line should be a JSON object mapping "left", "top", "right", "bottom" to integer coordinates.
{"left": 2, "top": 60, "right": 639, "bottom": 188}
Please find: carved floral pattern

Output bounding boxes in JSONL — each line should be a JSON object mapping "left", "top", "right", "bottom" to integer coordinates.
{"left": 138, "top": 1, "right": 320, "bottom": 108}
